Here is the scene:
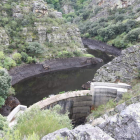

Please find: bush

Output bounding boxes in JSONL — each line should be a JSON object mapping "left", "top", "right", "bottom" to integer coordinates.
{"left": 57, "top": 51, "right": 73, "bottom": 58}
{"left": 90, "top": 99, "right": 117, "bottom": 119}
{"left": 0, "top": 130, "right": 40, "bottom": 140}
{"left": 21, "top": 52, "right": 28, "bottom": 62}
{"left": 0, "top": 52, "right": 5, "bottom": 60}
{"left": 124, "top": 28, "right": 140, "bottom": 42}
{"left": 73, "top": 50, "right": 82, "bottom": 57}
{"left": 3, "top": 57, "right": 16, "bottom": 70}
{"left": 0, "top": 69, "right": 11, "bottom": 108}
{"left": 12, "top": 53, "right": 22, "bottom": 64}
{"left": 115, "top": 14, "right": 125, "bottom": 22}
{"left": 0, "top": 114, "right": 8, "bottom": 130}
{"left": 15, "top": 105, "right": 72, "bottom": 138}
{"left": 26, "top": 42, "right": 44, "bottom": 55}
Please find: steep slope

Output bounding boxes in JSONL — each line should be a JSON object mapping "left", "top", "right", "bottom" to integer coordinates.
{"left": 0, "top": 0, "right": 84, "bottom": 70}
{"left": 47, "top": 0, "right": 140, "bottom": 49}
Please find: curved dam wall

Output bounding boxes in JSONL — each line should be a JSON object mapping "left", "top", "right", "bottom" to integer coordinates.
{"left": 34, "top": 90, "right": 92, "bottom": 126}
{"left": 33, "top": 82, "right": 131, "bottom": 125}
{"left": 8, "top": 82, "right": 131, "bottom": 127}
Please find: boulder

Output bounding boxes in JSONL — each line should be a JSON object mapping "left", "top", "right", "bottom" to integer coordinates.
{"left": 98, "top": 103, "right": 140, "bottom": 140}
{"left": 41, "top": 124, "right": 114, "bottom": 140}
{"left": 82, "top": 81, "right": 91, "bottom": 90}
{"left": 0, "top": 96, "right": 20, "bottom": 116}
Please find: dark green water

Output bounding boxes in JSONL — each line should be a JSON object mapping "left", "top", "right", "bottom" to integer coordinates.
{"left": 14, "top": 48, "right": 113, "bottom": 106}
{"left": 14, "top": 64, "right": 103, "bottom": 106}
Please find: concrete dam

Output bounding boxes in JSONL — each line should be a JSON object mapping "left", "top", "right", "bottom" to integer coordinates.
{"left": 7, "top": 82, "right": 131, "bottom": 127}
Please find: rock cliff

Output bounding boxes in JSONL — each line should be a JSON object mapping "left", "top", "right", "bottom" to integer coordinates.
{"left": 94, "top": 45, "right": 140, "bottom": 83}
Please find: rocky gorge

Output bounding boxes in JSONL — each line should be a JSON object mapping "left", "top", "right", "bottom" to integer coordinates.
{"left": 40, "top": 45, "right": 140, "bottom": 140}
{"left": 1, "top": 0, "right": 140, "bottom": 139}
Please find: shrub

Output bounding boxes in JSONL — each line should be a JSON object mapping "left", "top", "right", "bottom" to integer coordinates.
{"left": 90, "top": 99, "right": 116, "bottom": 119}
{"left": 26, "top": 42, "right": 44, "bottom": 55}
{"left": 0, "top": 52, "right": 5, "bottom": 60}
{"left": 27, "top": 56, "right": 33, "bottom": 64}
{"left": 114, "top": 38, "right": 127, "bottom": 48}
{"left": 15, "top": 105, "right": 72, "bottom": 138}
{"left": 94, "top": 7, "right": 102, "bottom": 15}
{"left": 73, "top": 50, "right": 82, "bottom": 57}
{"left": 12, "top": 53, "right": 22, "bottom": 64}
{"left": 115, "top": 14, "right": 125, "bottom": 22}
{"left": 0, "top": 130, "right": 39, "bottom": 140}
{"left": 21, "top": 52, "right": 28, "bottom": 62}
{"left": 124, "top": 28, "right": 140, "bottom": 42}
{"left": 3, "top": 57, "right": 16, "bottom": 70}
{"left": 0, "top": 114, "right": 8, "bottom": 130}
{"left": 83, "top": 33, "right": 90, "bottom": 38}
{"left": 0, "top": 69, "right": 11, "bottom": 108}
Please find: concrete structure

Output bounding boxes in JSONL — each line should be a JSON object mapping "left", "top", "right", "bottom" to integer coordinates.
{"left": 7, "top": 105, "right": 27, "bottom": 127}
{"left": 7, "top": 82, "right": 131, "bottom": 126}
{"left": 34, "top": 90, "right": 92, "bottom": 126}
{"left": 91, "top": 82, "right": 131, "bottom": 107}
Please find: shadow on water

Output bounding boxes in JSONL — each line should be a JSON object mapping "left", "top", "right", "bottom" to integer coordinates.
{"left": 14, "top": 48, "right": 114, "bottom": 107}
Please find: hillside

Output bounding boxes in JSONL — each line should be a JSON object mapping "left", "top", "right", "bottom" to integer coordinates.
{"left": 47, "top": 0, "right": 140, "bottom": 49}
{"left": 0, "top": 0, "right": 84, "bottom": 70}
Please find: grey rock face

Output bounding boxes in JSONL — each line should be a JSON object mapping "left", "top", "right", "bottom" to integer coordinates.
{"left": 94, "top": 46, "right": 140, "bottom": 82}
{"left": 32, "top": 0, "right": 48, "bottom": 14}
{"left": 41, "top": 124, "right": 114, "bottom": 140}
{"left": 98, "top": 103, "right": 140, "bottom": 140}
{"left": 0, "top": 27, "right": 9, "bottom": 45}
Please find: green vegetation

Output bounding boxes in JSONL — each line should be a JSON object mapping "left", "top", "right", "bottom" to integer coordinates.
{"left": 78, "top": 8, "right": 140, "bottom": 49}
{"left": 91, "top": 100, "right": 117, "bottom": 118}
{"left": 0, "top": 69, "right": 11, "bottom": 108}
{"left": 83, "top": 54, "right": 94, "bottom": 58}
{"left": 59, "top": 91, "right": 65, "bottom": 94}
{"left": 0, "top": 0, "right": 85, "bottom": 70}
{"left": 47, "top": 0, "right": 140, "bottom": 49}
{"left": 0, "top": 114, "right": 8, "bottom": 130}
{"left": 0, "top": 105, "right": 72, "bottom": 139}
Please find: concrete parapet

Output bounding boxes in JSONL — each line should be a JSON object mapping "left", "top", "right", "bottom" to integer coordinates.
{"left": 7, "top": 105, "right": 27, "bottom": 122}
{"left": 91, "top": 82, "right": 131, "bottom": 89}
{"left": 7, "top": 105, "right": 27, "bottom": 127}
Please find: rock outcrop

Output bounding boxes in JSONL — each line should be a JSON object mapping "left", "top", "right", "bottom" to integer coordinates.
{"left": 94, "top": 45, "right": 140, "bottom": 83}
{"left": 89, "top": 93, "right": 140, "bottom": 140}
{"left": 0, "top": 96, "right": 20, "bottom": 116}
{"left": 97, "top": 102, "right": 140, "bottom": 140}
{"left": 41, "top": 124, "right": 114, "bottom": 140}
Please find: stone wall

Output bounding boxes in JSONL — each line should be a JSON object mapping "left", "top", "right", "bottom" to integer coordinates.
{"left": 94, "top": 45, "right": 140, "bottom": 83}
